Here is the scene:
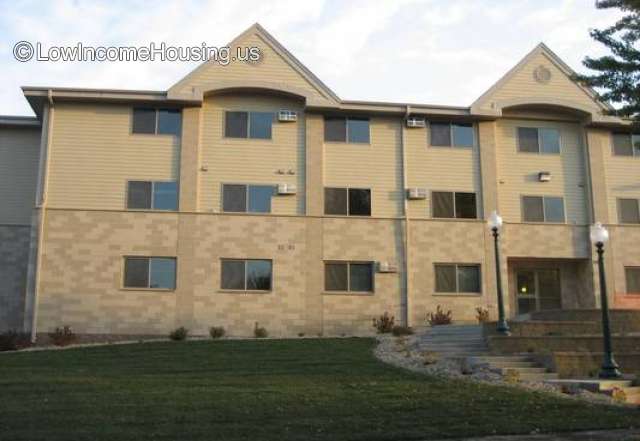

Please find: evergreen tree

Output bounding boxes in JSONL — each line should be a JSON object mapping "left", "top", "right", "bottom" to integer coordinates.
{"left": 574, "top": 0, "right": 640, "bottom": 119}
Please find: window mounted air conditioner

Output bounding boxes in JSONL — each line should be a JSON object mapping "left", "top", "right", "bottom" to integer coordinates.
{"left": 406, "top": 116, "right": 426, "bottom": 128}
{"left": 406, "top": 187, "right": 427, "bottom": 200}
{"left": 278, "top": 110, "right": 297, "bottom": 122}
{"left": 538, "top": 171, "right": 552, "bottom": 182}
{"left": 377, "top": 261, "right": 398, "bottom": 273}
{"left": 277, "top": 183, "right": 297, "bottom": 195}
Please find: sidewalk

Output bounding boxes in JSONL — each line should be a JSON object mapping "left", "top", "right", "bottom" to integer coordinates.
{"left": 433, "top": 428, "right": 640, "bottom": 441}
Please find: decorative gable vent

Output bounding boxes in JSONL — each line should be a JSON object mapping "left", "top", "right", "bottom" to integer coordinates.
{"left": 278, "top": 110, "right": 297, "bottom": 122}
{"left": 406, "top": 116, "right": 426, "bottom": 128}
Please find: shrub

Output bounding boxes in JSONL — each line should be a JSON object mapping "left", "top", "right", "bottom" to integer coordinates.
{"left": 297, "top": 332, "right": 305, "bottom": 338}
{"left": 48, "top": 326, "right": 77, "bottom": 347}
{"left": 391, "top": 325, "right": 414, "bottom": 336}
{"left": 475, "top": 307, "right": 490, "bottom": 323}
{"left": 610, "top": 387, "right": 627, "bottom": 403}
{"left": 169, "top": 326, "right": 189, "bottom": 341}
{"left": 426, "top": 305, "right": 452, "bottom": 326}
{"left": 422, "top": 351, "right": 439, "bottom": 365}
{"left": 0, "top": 330, "right": 31, "bottom": 352}
{"left": 503, "top": 369, "right": 520, "bottom": 384}
{"left": 254, "top": 322, "right": 268, "bottom": 338}
{"left": 372, "top": 312, "right": 395, "bottom": 334}
{"left": 209, "top": 326, "right": 225, "bottom": 339}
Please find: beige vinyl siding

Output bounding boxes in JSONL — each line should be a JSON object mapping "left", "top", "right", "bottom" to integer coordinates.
{"left": 173, "top": 32, "right": 327, "bottom": 100}
{"left": 495, "top": 119, "right": 588, "bottom": 224}
{"left": 324, "top": 116, "right": 403, "bottom": 218}
{"left": 47, "top": 103, "right": 179, "bottom": 209}
{"left": 199, "top": 94, "right": 305, "bottom": 215}
{"left": 0, "top": 127, "right": 41, "bottom": 224}
{"left": 405, "top": 124, "right": 482, "bottom": 218}
{"left": 603, "top": 132, "right": 640, "bottom": 223}
{"left": 477, "top": 52, "right": 602, "bottom": 113}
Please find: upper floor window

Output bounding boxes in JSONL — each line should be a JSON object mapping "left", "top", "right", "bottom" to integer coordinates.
{"left": 434, "top": 263, "right": 481, "bottom": 294}
{"left": 127, "top": 181, "right": 178, "bottom": 211}
{"left": 325, "top": 261, "right": 374, "bottom": 293}
{"left": 522, "top": 195, "right": 565, "bottom": 223}
{"left": 618, "top": 198, "right": 640, "bottom": 224}
{"left": 222, "top": 184, "right": 274, "bottom": 213}
{"left": 517, "top": 127, "right": 560, "bottom": 154}
{"left": 124, "top": 256, "right": 176, "bottom": 290}
{"left": 132, "top": 108, "right": 181, "bottom": 136}
{"left": 324, "top": 187, "right": 371, "bottom": 216}
{"left": 626, "top": 267, "right": 640, "bottom": 294}
{"left": 431, "top": 191, "right": 477, "bottom": 219}
{"left": 612, "top": 133, "right": 640, "bottom": 157}
{"left": 225, "top": 111, "right": 273, "bottom": 139}
{"left": 324, "top": 117, "right": 370, "bottom": 143}
{"left": 221, "top": 258, "right": 272, "bottom": 291}
{"left": 430, "top": 122, "right": 474, "bottom": 147}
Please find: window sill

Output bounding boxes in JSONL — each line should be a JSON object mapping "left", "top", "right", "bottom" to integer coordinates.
{"left": 120, "top": 287, "right": 175, "bottom": 292}
{"left": 324, "top": 141, "right": 372, "bottom": 146}
{"left": 323, "top": 291, "right": 375, "bottom": 296}
{"left": 217, "top": 289, "right": 272, "bottom": 294}
{"left": 126, "top": 209, "right": 178, "bottom": 213}
{"left": 430, "top": 217, "right": 480, "bottom": 222}
{"left": 429, "top": 145, "right": 474, "bottom": 149}
{"left": 432, "top": 293, "right": 482, "bottom": 297}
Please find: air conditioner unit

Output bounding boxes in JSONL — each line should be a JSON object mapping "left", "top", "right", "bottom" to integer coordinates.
{"left": 406, "top": 116, "right": 426, "bottom": 128}
{"left": 277, "top": 183, "right": 297, "bottom": 195}
{"left": 406, "top": 187, "right": 427, "bottom": 200}
{"left": 278, "top": 110, "right": 297, "bottom": 122}
{"left": 377, "top": 261, "right": 398, "bottom": 273}
{"left": 538, "top": 171, "right": 552, "bottom": 182}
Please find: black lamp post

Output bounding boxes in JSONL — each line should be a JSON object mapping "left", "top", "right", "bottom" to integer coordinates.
{"left": 590, "top": 222, "right": 622, "bottom": 379}
{"left": 488, "top": 211, "right": 510, "bottom": 335}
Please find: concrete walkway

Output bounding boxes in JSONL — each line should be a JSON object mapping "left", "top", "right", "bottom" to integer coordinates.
{"left": 432, "top": 428, "right": 640, "bottom": 440}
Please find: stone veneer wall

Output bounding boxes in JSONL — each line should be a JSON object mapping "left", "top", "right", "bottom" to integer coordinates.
{"left": 0, "top": 225, "right": 31, "bottom": 331}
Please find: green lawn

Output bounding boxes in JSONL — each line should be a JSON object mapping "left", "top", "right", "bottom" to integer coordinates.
{"left": 0, "top": 338, "right": 637, "bottom": 441}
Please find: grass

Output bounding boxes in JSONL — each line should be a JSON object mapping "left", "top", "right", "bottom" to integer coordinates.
{"left": 0, "top": 338, "right": 637, "bottom": 441}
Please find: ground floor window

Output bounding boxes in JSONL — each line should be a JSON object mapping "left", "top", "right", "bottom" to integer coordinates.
{"left": 221, "top": 259, "right": 272, "bottom": 291}
{"left": 434, "top": 264, "right": 481, "bottom": 293}
{"left": 626, "top": 267, "right": 640, "bottom": 294}
{"left": 324, "top": 261, "right": 374, "bottom": 292}
{"left": 123, "top": 257, "right": 176, "bottom": 289}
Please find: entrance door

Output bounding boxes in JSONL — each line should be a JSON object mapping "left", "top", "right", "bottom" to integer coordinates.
{"left": 516, "top": 269, "right": 561, "bottom": 314}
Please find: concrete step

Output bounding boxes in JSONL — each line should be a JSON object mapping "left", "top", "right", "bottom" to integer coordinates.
{"left": 517, "top": 372, "right": 559, "bottom": 381}
{"left": 498, "top": 367, "right": 548, "bottom": 374}
{"left": 482, "top": 361, "right": 539, "bottom": 368}
{"left": 622, "top": 386, "right": 640, "bottom": 396}
{"left": 468, "top": 355, "right": 533, "bottom": 363}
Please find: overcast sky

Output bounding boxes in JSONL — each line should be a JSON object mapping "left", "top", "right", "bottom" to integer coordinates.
{"left": 0, "top": 0, "right": 623, "bottom": 116}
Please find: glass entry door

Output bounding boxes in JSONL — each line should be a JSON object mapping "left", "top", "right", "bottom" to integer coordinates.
{"left": 516, "top": 269, "right": 561, "bottom": 314}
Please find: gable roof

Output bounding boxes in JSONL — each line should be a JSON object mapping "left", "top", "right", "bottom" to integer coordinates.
{"left": 168, "top": 23, "right": 340, "bottom": 103}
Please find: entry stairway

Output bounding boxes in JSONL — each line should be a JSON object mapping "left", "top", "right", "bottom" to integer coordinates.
{"left": 417, "top": 324, "right": 559, "bottom": 382}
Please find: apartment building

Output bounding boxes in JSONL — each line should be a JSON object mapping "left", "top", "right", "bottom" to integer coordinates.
{"left": 1, "top": 23, "right": 639, "bottom": 339}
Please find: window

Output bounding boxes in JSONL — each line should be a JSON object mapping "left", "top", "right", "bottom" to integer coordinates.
{"left": 221, "top": 259, "right": 272, "bottom": 291}
{"left": 618, "top": 198, "right": 640, "bottom": 224}
{"left": 429, "top": 122, "right": 474, "bottom": 147}
{"left": 324, "top": 188, "right": 371, "bottom": 216}
{"left": 224, "top": 111, "right": 273, "bottom": 139}
{"left": 324, "top": 262, "right": 374, "bottom": 292}
{"left": 434, "top": 264, "right": 481, "bottom": 293}
{"left": 431, "top": 191, "right": 477, "bottom": 219}
{"left": 222, "top": 184, "right": 274, "bottom": 213}
{"left": 123, "top": 257, "right": 176, "bottom": 289}
{"left": 612, "top": 133, "right": 640, "bottom": 157}
{"left": 127, "top": 181, "right": 178, "bottom": 211}
{"left": 626, "top": 267, "right": 640, "bottom": 293}
{"left": 517, "top": 127, "right": 560, "bottom": 154}
{"left": 522, "top": 196, "right": 565, "bottom": 223}
{"left": 324, "top": 117, "right": 370, "bottom": 143}
{"left": 132, "top": 108, "right": 181, "bottom": 136}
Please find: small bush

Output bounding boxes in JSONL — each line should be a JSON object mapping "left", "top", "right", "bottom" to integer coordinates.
{"left": 372, "top": 312, "right": 395, "bottom": 334}
{"left": 0, "top": 330, "right": 31, "bottom": 351}
{"left": 426, "top": 305, "right": 452, "bottom": 326}
{"left": 422, "top": 351, "right": 439, "bottom": 365}
{"left": 209, "top": 326, "right": 225, "bottom": 339}
{"left": 391, "top": 325, "right": 414, "bottom": 336}
{"left": 475, "top": 307, "right": 490, "bottom": 323}
{"left": 297, "top": 332, "right": 305, "bottom": 338}
{"left": 610, "top": 387, "right": 627, "bottom": 403}
{"left": 48, "top": 326, "right": 77, "bottom": 347}
{"left": 169, "top": 326, "right": 189, "bottom": 341}
{"left": 503, "top": 369, "right": 520, "bottom": 384}
{"left": 254, "top": 322, "right": 268, "bottom": 338}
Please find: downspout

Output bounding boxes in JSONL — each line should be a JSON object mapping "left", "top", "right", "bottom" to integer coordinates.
{"left": 401, "top": 106, "right": 411, "bottom": 326}
{"left": 30, "top": 90, "right": 54, "bottom": 342}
